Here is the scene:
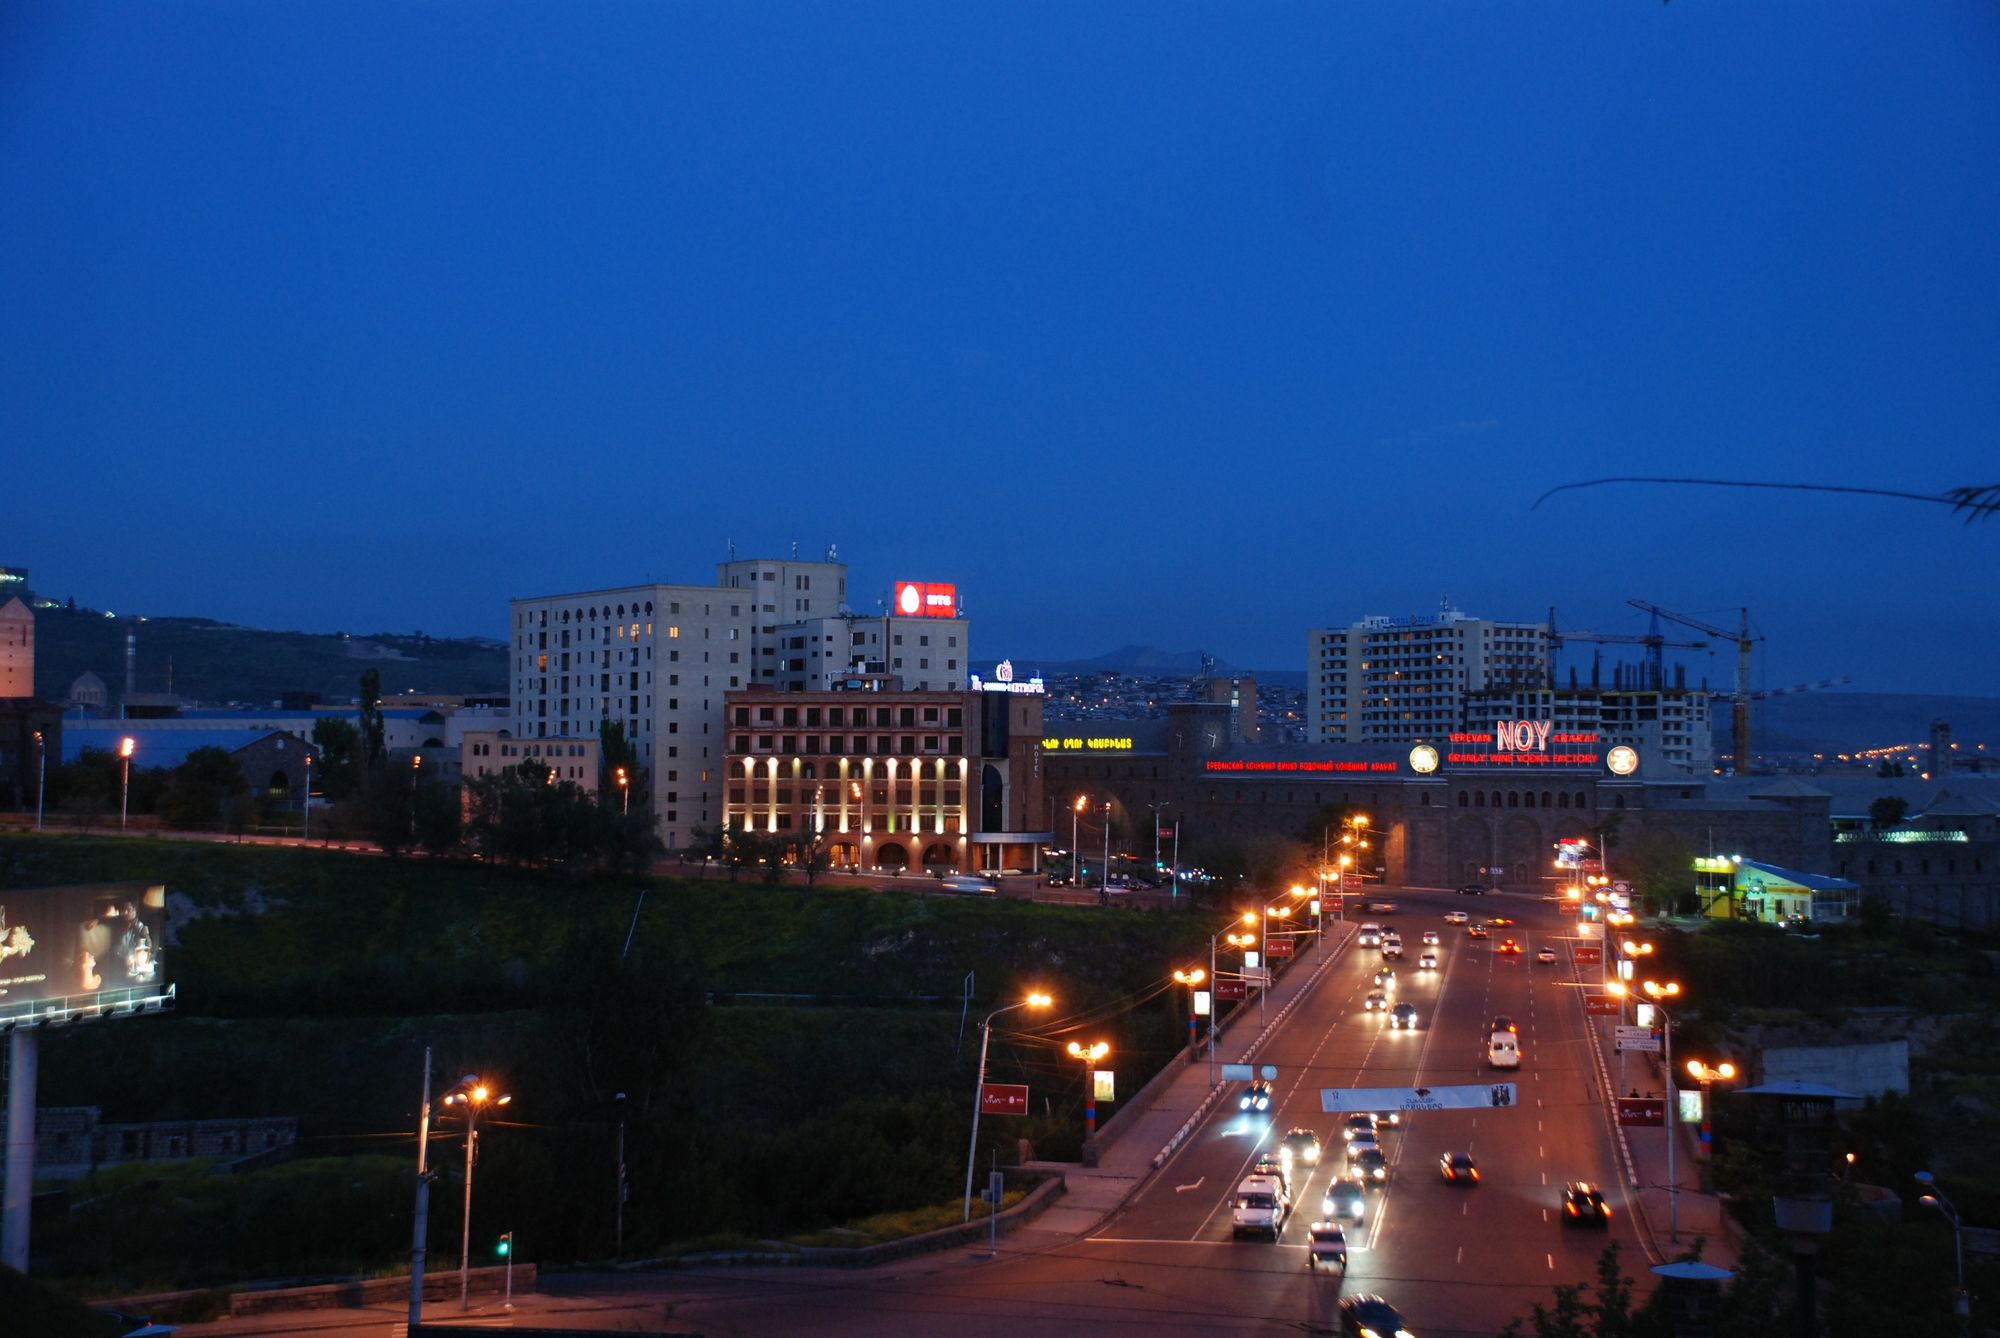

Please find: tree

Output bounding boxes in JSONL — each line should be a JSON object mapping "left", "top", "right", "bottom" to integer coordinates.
{"left": 787, "top": 829, "right": 831, "bottom": 888}
{"left": 357, "top": 669, "right": 386, "bottom": 771}
{"left": 156, "top": 747, "right": 249, "bottom": 830}
{"left": 1501, "top": 1243, "right": 1658, "bottom": 1338}
{"left": 1868, "top": 795, "right": 1909, "bottom": 829}
{"left": 311, "top": 716, "right": 361, "bottom": 800}
{"left": 685, "top": 823, "right": 726, "bottom": 866}
{"left": 599, "top": 721, "right": 646, "bottom": 806}
{"left": 1876, "top": 759, "right": 1906, "bottom": 778}
{"left": 1621, "top": 828, "right": 1692, "bottom": 918}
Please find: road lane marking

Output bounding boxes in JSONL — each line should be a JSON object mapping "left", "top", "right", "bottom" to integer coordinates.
{"left": 1175, "top": 1177, "right": 1205, "bottom": 1193}
{"left": 1548, "top": 1252, "right": 1556, "bottom": 1270}
{"left": 1457, "top": 1245, "right": 1464, "bottom": 1263}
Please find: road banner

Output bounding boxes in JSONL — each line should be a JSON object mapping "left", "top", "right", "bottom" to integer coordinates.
{"left": 1584, "top": 994, "right": 1620, "bottom": 1016}
{"left": 1319, "top": 1083, "right": 1518, "bottom": 1113}
{"left": 1573, "top": 945, "right": 1603, "bottom": 965}
{"left": 979, "top": 1084, "right": 1029, "bottom": 1116}
{"left": 1216, "top": 978, "right": 1248, "bottom": 1000}
{"left": 1617, "top": 1097, "right": 1666, "bottom": 1127}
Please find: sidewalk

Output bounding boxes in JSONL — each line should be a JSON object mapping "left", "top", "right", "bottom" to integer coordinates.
{"left": 1576, "top": 968, "right": 1741, "bottom": 1273}
{"left": 1009, "top": 920, "right": 1357, "bottom": 1245}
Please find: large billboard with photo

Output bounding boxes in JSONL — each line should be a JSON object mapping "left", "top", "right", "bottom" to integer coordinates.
{"left": 0, "top": 882, "right": 171, "bottom": 1029}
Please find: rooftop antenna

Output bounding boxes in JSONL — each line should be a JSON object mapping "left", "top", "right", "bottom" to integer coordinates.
{"left": 727, "top": 538, "right": 736, "bottom": 561}
{"left": 826, "top": 542, "right": 838, "bottom": 562}
{"left": 791, "top": 540, "right": 799, "bottom": 559}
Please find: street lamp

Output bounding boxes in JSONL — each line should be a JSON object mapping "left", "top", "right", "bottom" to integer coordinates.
{"left": 1643, "top": 979, "right": 1684, "bottom": 1240}
{"left": 32, "top": 730, "right": 45, "bottom": 832}
{"left": 441, "top": 1076, "right": 513, "bottom": 1310}
{"left": 1172, "top": 967, "right": 1207, "bottom": 1059}
{"left": 1066, "top": 1040, "right": 1111, "bottom": 1142}
{"left": 302, "top": 752, "right": 312, "bottom": 845}
{"left": 1684, "top": 1059, "right": 1736, "bottom": 1172}
{"left": 118, "top": 736, "right": 135, "bottom": 832}
{"left": 1914, "top": 1170, "right": 1970, "bottom": 1331}
{"left": 1071, "top": 795, "right": 1087, "bottom": 888}
{"left": 615, "top": 766, "right": 629, "bottom": 815}
{"left": 962, "top": 992, "right": 1053, "bottom": 1220}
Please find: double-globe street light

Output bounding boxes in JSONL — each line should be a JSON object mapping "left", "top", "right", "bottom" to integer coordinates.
{"left": 442, "top": 1078, "right": 513, "bottom": 1310}
{"left": 1914, "top": 1170, "right": 1971, "bottom": 1332}
{"left": 1684, "top": 1058, "right": 1738, "bottom": 1174}
{"left": 1171, "top": 967, "right": 1206, "bottom": 1059}
{"left": 1640, "top": 979, "right": 1689, "bottom": 1240}
{"left": 1066, "top": 1040, "right": 1111, "bottom": 1148}
{"left": 962, "top": 992, "right": 1053, "bottom": 1221}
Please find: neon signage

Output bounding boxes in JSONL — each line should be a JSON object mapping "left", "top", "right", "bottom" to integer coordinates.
{"left": 1445, "top": 721, "right": 1602, "bottom": 768}
{"left": 1043, "top": 737, "right": 1135, "bottom": 752}
{"left": 893, "top": 581, "right": 958, "bottom": 619}
{"left": 1203, "top": 759, "right": 1398, "bottom": 774}
{"left": 970, "top": 661, "right": 1046, "bottom": 695}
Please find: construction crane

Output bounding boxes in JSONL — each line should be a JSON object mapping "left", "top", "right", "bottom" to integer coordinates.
{"left": 1547, "top": 607, "right": 1706, "bottom": 691}
{"left": 1627, "top": 601, "right": 1762, "bottom": 771}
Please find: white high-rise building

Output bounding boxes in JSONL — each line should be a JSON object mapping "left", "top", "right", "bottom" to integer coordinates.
{"left": 1306, "top": 602, "right": 1551, "bottom": 745}
{"left": 509, "top": 551, "right": 848, "bottom": 852}
{"left": 770, "top": 614, "right": 971, "bottom": 693}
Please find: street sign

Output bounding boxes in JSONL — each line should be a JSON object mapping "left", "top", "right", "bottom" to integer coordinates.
{"left": 1559, "top": 902, "right": 1579, "bottom": 915}
{"left": 1319, "top": 1083, "right": 1518, "bottom": 1113}
{"left": 1612, "top": 880, "right": 1631, "bottom": 895}
{"left": 1244, "top": 967, "right": 1273, "bottom": 986}
{"left": 1267, "top": 937, "right": 1295, "bottom": 958}
{"left": 981, "top": 1170, "right": 1007, "bottom": 1205}
{"left": 1573, "top": 945, "right": 1603, "bottom": 965}
{"left": 1615, "top": 1025, "right": 1661, "bottom": 1053}
{"left": 1617, "top": 1097, "right": 1666, "bottom": 1127}
{"left": 1215, "top": 978, "right": 1248, "bottom": 1000}
{"left": 1221, "top": 1063, "right": 1255, "bottom": 1082}
{"left": 1584, "top": 994, "right": 1620, "bottom": 1016}
{"left": 979, "top": 1083, "right": 1029, "bottom": 1116}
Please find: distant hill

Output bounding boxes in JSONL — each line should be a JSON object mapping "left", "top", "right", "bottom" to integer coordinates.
{"left": 27, "top": 603, "right": 506, "bottom": 707}
{"left": 1727, "top": 692, "right": 2000, "bottom": 756}
{"left": 1031, "top": 646, "right": 1304, "bottom": 689}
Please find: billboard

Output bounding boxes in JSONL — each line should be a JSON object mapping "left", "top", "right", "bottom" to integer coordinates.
{"left": 892, "top": 581, "right": 958, "bottom": 619}
{"left": 0, "top": 882, "right": 172, "bottom": 1030}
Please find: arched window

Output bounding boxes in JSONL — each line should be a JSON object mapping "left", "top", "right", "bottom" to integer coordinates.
{"left": 1558, "top": 792, "right": 1570, "bottom": 809}
{"left": 1575, "top": 792, "right": 1587, "bottom": 809}
{"left": 1458, "top": 791, "right": 1469, "bottom": 808}
{"left": 1475, "top": 791, "right": 1486, "bottom": 807}
{"left": 1615, "top": 795, "right": 1626, "bottom": 810}
{"left": 1524, "top": 791, "right": 1536, "bottom": 809}
{"left": 1422, "top": 792, "right": 1432, "bottom": 806}
{"left": 1542, "top": 791, "right": 1552, "bottom": 809}
{"left": 1507, "top": 791, "right": 1519, "bottom": 808}
{"left": 645, "top": 601, "right": 653, "bottom": 614}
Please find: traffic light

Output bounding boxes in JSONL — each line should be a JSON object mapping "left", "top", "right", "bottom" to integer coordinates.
{"left": 496, "top": 1231, "right": 513, "bottom": 1257}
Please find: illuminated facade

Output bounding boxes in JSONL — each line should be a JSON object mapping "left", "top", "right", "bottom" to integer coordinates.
{"left": 1467, "top": 686, "right": 1713, "bottom": 776}
{"left": 770, "top": 613, "right": 970, "bottom": 692}
{"left": 509, "top": 551, "right": 848, "bottom": 852}
{"left": 722, "top": 683, "right": 1047, "bottom": 873}
{"left": 1307, "top": 603, "right": 1551, "bottom": 746}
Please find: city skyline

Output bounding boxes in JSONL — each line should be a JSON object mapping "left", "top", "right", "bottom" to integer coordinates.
{"left": 5, "top": 3, "right": 1996, "bottom": 694}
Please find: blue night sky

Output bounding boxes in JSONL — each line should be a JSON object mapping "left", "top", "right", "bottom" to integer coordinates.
{"left": 4, "top": 3, "right": 1996, "bottom": 694}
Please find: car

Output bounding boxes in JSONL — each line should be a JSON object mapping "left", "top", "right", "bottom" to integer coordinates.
{"left": 1321, "top": 1175, "right": 1368, "bottom": 1220}
{"left": 1467, "top": 924, "right": 1490, "bottom": 939}
{"left": 1345, "top": 1130, "right": 1381, "bottom": 1161}
{"left": 1443, "top": 910, "right": 1470, "bottom": 924}
{"left": 1364, "top": 989, "right": 1389, "bottom": 1011}
{"left": 1373, "top": 967, "right": 1398, "bottom": 992}
{"left": 1368, "top": 1108, "right": 1404, "bottom": 1129}
{"left": 1306, "top": 1219, "right": 1349, "bottom": 1269}
{"left": 1339, "top": 1294, "right": 1410, "bottom": 1338}
{"left": 940, "top": 875, "right": 993, "bottom": 894}
{"left": 1231, "top": 1173, "right": 1291, "bottom": 1240}
{"left": 1492, "top": 1014, "right": 1518, "bottom": 1033}
{"left": 1439, "top": 1150, "right": 1480, "bottom": 1184}
{"left": 1381, "top": 935, "right": 1404, "bottom": 959}
{"left": 1457, "top": 883, "right": 1490, "bottom": 896}
{"left": 1536, "top": 946, "right": 1559, "bottom": 964}
{"left": 1240, "top": 1079, "right": 1274, "bottom": 1112}
{"left": 1498, "top": 938, "right": 1522, "bottom": 955}
{"left": 1421, "top": 930, "right": 1441, "bottom": 945}
{"left": 1342, "top": 1113, "right": 1380, "bottom": 1141}
{"left": 1563, "top": 1181, "right": 1613, "bottom": 1226}
{"left": 1417, "top": 951, "right": 1438, "bottom": 971}
{"left": 1390, "top": 1002, "right": 1419, "bottom": 1030}
{"left": 1363, "top": 900, "right": 1398, "bottom": 913}
{"left": 1253, "top": 1150, "right": 1292, "bottom": 1189}
{"left": 1351, "top": 1146, "right": 1389, "bottom": 1183}
{"left": 1282, "top": 1127, "right": 1324, "bottom": 1165}
{"left": 1486, "top": 916, "right": 1516, "bottom": 927}
{"left": 1358, "top": 922, "right": 1383, "bottom": 947}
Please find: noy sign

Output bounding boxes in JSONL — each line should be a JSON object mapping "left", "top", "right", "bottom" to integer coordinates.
{"left": 1497, "top": 719, "right": 1553, "bottom": 753}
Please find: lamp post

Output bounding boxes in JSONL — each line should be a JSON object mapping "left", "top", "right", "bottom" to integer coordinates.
{"left": 1066, "top": 1040, "right": 1110, "bottom": 1141}
{"left": 1684, "top": 1058, "right": 1737, "bottom": 1176}
{"left": 1100, "top": 801, "right": 1112, "bottom": 905}
{"left": 302, "top": 752, "right": 312, "bottom": 845}
{"left": 1146, "top": 801, "right": 1170, "bottom": 882}
{"left": 1172, "top": 967, "right": 1206, "bottom": 1059}
{"left": 963, "top": 992, "right": 1052, "bottom": 1221}
{"left": 1643, "top": 979, "right": 1683, "bottom": 1240}
{"left": 118, "top": 736, "right": 135, "bottom": 832}
{"left": 441, "top": 1077, "right": 513, "bottom": 1310}
{"left": 1914, "top": 1171, "right": 1971, "bottom": 1332}
{"left": 406, "top": 1048, "right": 436, "bottom": 1332}
{"left": 613, "top": 1091, "right": 627, "bottom": 1260}
{"left": 1071, "top": 795, "right": 1086, "bottom": 888}
{"left": 32, "top": 730, "right": 45, "bottom": 832}
{"left": 615, "top": 767, "right": 629, "bottom": 815}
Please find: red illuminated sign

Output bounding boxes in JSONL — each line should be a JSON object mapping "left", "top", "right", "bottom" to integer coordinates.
{"left": 1267, "top": 937, "right": 1295, "bottom": 958}
{"left": 1584, "top": 994, "right": 1620, "bottom": 1015}
{"left": 1215, "top": 978, "right": 1249, "bottom": 1000}
{"left": 1203, "top": 759, "right": 1399, "bottom": 774}
{"left": 893, "top": 581, "right": 958, "bottom": 619}
{"left": 979, "top": 1083, "right": 1030, "bottom": 1116}
{"left": 1573, "top": 945, "right": 1603, "bottom": 965}
{"left": 1617, "top": 1097, "right": 1665, "bottom": 1128}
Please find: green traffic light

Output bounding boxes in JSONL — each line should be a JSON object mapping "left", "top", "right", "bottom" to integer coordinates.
{"left": 496, "top": 1235, "right": 511, "bottom": 1257}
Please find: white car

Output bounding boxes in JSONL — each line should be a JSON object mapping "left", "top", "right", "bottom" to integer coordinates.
{"left": 1418, "top": 952, "right": 1438, "bottom": 971}
{"left": 1231, "top": 1174, "right": 1290, "bottom": 1240}
{"left": 1421, "top": 930, "right": 1440, "bottom": 946}
{"left": 1346, "top": 1131, "right": 1381, "bottom": 1161}
{"left": 1536, "top": 946, "right": 1559, "bottom": 964}
{"left": 1444, "top": 910, "right": 1470, "bottom": 925}
{"left": 1358, "top": 922, "right": 1382, "bottom": 947}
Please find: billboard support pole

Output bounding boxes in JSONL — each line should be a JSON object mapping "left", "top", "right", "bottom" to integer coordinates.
{"left": 407, "top": 1046, "right": 433, "bottom": 1331}
{"left": 2, "top": 1030, "right": 38, "bottom": 1273}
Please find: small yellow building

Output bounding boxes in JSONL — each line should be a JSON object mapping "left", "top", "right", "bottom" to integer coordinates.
{"left": 1693, "top": 855, "right": 1858, "bottom": 926}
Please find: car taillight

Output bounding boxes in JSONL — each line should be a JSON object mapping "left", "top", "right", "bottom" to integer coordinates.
{"left": 1470, "top": 1169, "right": 1479, "bottom": 1179}
{"left": 1567, "top": 1203, "right": 1578, "bottom": 1214}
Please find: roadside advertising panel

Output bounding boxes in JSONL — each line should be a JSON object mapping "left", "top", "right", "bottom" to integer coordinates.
{"left": 1215, "top": 979, "right": 1249, "bottom": 1000}
{"left": 1583, "top": 994, "right": 1620, "bottom": 1016}
{"left": 0, "top": 882, "right": 171, "bottom": 1030}
{"left": 979, "top": 1083, "right": 1029, "bottom": 1116}
{"left": 1617, "top": 1097, "right": 1666, "bottom": 1127}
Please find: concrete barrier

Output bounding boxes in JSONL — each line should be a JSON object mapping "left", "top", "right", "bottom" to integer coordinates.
{"left": 226, "top": 1264, "right": 534, "bottom": 1316}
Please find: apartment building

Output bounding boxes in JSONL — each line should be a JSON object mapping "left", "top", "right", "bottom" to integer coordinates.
{"left": 1307, "top": 603, "right": 1551, "bottom": 745}
{"left": 508, "top": 551, "right": 850, "bottom": 852}
{"left": 769, "top": 613, "right": 971, "bottom": 692}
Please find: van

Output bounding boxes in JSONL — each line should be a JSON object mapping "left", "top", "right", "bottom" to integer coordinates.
{"left": 1487, "top": 1032, "right": 1520, "bottom": 1069}
{"left": 1358, "top": 923, "right": 1382, "bottom": 947}
{"left": 1231, "top": 1173, "right": 1291, "bottom": 1240}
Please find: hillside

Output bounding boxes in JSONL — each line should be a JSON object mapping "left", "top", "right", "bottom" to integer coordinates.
{"left": 27, "top": 603, "right": 506, "bottom": 706}
{"left": 1732, "top": 692, "right": 2000, "bottom": 757}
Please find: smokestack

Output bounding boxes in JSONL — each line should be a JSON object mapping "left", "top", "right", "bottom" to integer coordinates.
{"left": 125, "top": 630, "right": 136, "bottom": 702}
